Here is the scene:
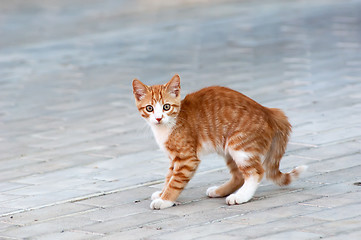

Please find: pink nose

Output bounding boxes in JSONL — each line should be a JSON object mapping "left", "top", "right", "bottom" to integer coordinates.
{"left": 156, "top": 117, "right": 162, "bottom": 122}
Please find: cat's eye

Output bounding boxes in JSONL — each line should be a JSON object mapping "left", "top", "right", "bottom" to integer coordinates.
{"left": 145, "top": 105, "right": 153, "bottom": 112}
{"left": 163, "top": 104, "right": 171, "bottom": 111}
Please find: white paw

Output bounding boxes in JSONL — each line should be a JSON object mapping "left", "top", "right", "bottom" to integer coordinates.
{"left": 206, "top": 186, "right": 221, "bottom": 198}
{"left": 151, "top": 191, "right": 162, "bottom": 200}
{"left": 226, "top": 193, "right": 251, "bottom": 205}
{"left": 150, "top": 199, "right": 174, "bottom": 210}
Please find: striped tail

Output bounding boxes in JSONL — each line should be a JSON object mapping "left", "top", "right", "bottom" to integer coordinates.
{"left": 263, "top": 108, "right": 307, "bottom": 186}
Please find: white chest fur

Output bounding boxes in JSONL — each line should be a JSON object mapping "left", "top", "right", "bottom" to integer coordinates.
{"left": 151, "top": 125, "right": 172, "bottom": 151}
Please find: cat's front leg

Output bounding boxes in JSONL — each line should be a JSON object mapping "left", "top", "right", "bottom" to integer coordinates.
{"left": 151, "top": 164, "right": 174, "bottom": 200}
{"left": 150, "top": 155, "right": 200, "bottom": 210}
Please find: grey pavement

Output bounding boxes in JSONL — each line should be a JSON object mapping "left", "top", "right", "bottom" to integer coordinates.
{"left": 0, "top": 0, "right": 361, "bottom": 239}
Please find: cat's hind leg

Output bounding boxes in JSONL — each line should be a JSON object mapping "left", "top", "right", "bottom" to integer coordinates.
{"left": 226, "top": 150, "right": 264, "bottom": 205}
{"left": 207, "top": 155, "right": 244, "bottom": 198}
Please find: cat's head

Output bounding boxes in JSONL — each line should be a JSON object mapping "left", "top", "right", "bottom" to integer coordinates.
{"left": 132, "top": 74, "right": 181, "bottom": 127}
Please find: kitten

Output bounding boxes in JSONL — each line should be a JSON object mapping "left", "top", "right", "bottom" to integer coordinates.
{"left": 132, "top": 74, "right": 307, "bottom": 210}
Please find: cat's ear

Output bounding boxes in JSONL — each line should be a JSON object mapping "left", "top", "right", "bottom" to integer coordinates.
{"left": 165, "top": 74, "right": 181, "bottom": 98}
{"left": 132, "top": 79, "right": 149, "bottom": 101}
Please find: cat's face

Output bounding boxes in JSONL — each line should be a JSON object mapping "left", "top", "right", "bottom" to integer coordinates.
{"left": 132, "top": 74, "right": 181, "bottom": 127}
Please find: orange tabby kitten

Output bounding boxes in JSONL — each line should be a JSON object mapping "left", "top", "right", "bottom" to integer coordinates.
{"left": 132, "top": 74, "right": 307, "bottom": 210}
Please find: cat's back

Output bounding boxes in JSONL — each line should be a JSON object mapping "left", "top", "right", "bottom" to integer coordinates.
{"left": 177, "top": 85, "right": 273, "bottom": 129}
{"left": 173, "top": 85, "right": 272, "bottom": 147}
{"left": 180, "top": 86, "right": 265, "bottom": 113}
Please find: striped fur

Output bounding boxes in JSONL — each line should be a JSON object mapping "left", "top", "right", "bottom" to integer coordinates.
{"left": 132, "top": 74, "right": 307, "bottom": 210}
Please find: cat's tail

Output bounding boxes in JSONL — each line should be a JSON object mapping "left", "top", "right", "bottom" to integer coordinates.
{"left": 263, "top": 108, "right": 307, "bottom": 186}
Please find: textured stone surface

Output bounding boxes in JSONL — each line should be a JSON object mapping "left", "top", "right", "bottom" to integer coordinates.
{"left": 0, "top": 0, "right": 361, "bottom": 239}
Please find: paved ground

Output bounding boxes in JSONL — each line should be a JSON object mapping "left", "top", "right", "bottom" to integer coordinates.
{"left": 0, "top": 0, "right": 361, "bottom": 239}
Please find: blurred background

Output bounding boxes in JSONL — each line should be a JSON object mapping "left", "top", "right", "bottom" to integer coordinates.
{"left": 1, "top": 0, "right": 361, "bottom": 191}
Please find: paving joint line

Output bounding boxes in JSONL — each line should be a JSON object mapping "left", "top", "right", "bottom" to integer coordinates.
{"left": 0, "top": 167, "right": 228, "bottom": 218}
